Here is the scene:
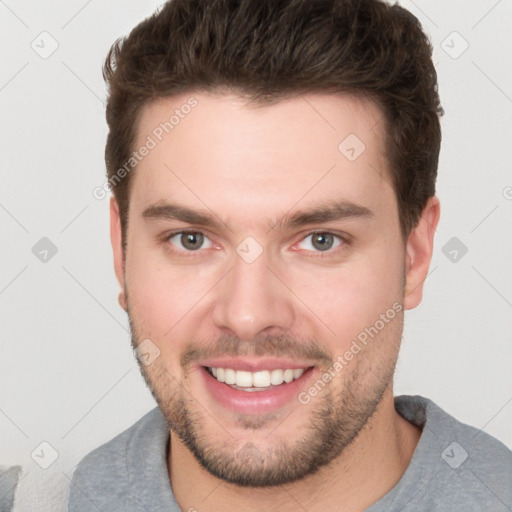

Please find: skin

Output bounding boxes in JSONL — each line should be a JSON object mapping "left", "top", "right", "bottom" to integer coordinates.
{"left": 110, "top": 91, "right": 440, "bottom": 511}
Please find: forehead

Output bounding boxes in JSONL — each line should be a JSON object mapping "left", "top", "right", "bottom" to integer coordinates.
{"left": 130, "top": 91, "right": 395, "bottom": 227}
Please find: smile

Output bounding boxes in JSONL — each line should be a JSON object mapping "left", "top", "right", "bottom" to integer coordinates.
{"left": 199, "top": 362, "right": 316, "bottom": 414}
{"left": 206, "top": 366, "right": 307, "bottom": 391}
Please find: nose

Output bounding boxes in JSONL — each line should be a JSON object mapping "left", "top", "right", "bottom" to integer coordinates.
{"left": 211, "top": 249, "right": 295, "bottom": 341}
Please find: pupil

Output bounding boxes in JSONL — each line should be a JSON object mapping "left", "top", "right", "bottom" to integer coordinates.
{"left": 313, "top": 233, "right": 333, "bottom": 251}
{"left": 182, "top": 232, "right": 203, "bottom": 250}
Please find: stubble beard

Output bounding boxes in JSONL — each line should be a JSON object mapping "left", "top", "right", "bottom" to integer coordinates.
{"left": 127, "top": 305, "right": 403, "bottom": 487}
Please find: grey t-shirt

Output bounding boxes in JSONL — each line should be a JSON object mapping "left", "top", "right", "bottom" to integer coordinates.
{"left": 68, "top": 395, "right": 512, "bottom": 511}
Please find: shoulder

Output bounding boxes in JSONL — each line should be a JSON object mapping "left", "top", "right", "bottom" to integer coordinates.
{"left": 68, "top": 407, "right": 167, "bottom": 511}
{"left": 396, "top": 395, "right": 512, "bottom": 509}
{"left": 397, "top": 394, "right": 512, "bottom": 468}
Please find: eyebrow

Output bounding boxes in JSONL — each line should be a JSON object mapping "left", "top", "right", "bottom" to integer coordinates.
{"left": 142, "top": 199, "right": 374, "bottom": 231}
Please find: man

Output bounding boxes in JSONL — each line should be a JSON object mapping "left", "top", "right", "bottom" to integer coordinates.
{"left": 68, "top": 0, "right": 512, "bottom": 510}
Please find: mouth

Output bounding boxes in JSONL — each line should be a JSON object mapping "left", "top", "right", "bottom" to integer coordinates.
{"left": 198, "top": 360, "right": 316, "bottom": 414}
{"left": 205, "top": 366, "right": 307, "bottom": 391}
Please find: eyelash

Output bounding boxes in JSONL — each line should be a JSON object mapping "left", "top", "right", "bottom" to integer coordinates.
{"left": 163, "top": 229, "right": 351, "bottom": 257}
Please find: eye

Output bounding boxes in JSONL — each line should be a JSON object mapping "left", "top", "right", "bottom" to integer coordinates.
{"left": 297, "top": 232, "right": 344, "bottom": 252}
{"left": 167, "top": 231, "right": 213, "bottom": 251}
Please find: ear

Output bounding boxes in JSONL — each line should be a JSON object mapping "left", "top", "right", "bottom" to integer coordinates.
{"left": 110, "top": 197, "right": 127, "bottom": 310}
{"left": 403, "top": 196, "right": 441, "bottom": 310}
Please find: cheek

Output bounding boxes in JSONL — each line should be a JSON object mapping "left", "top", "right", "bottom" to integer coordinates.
{"left": 290, "top": 246, "right": 403, "bottom": 343}
{"left": 125, "top": 249, "right": 202, "bottom": 342}
{"left": 125, "top": 243, "right": 227, "bottom": 355}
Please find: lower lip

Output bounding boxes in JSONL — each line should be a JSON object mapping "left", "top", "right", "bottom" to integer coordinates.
{"left": 200, "top": 366, "right": 314, "bottom": 414}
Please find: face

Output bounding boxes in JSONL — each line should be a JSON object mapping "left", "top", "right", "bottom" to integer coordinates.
{"left": 111, "top": 92, "right": 433, "bottom": 486}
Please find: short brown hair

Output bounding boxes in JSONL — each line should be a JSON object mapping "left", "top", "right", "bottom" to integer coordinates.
{"left": 103, "top": 0, "right": 443, "bottom": 241}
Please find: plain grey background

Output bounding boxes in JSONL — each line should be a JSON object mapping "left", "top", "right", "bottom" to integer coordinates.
{"left": 1, "top": 1, "right": 511, "bottom": 510}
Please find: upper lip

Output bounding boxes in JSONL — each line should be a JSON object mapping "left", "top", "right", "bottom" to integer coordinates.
{"left": 196, "top": 357, "right": 316, "bottom": 372}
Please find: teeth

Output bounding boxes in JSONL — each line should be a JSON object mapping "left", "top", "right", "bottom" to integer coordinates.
{"left": 253, "top": 370, "right": 271, "bottom": 387}
{"left": 208, "top": 367, "right": 306, "bottom": 388}
{"left": 293, "top": 368, "right": 304, "bottom": 379}
{"left": 235, "top": 370, "right": 252, "bottom": 387}
{"left": 283, "top": 369, "right": 294, "bottom": 383}
{"left": 270, "top": 369, "right": 284, "bottom": 385}
{"left": 224, "top": 368, "right": 236, "bottom": 385}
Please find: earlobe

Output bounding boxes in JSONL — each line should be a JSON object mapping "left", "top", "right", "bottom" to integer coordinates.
{"left": 110, "top": 196, "right": 126, "bottom": 310}
{"left": 403, "top": 196, "right": 441, "bottom": 310}
{"left": 118, "top": 291, "right": 127, "bottom": 311}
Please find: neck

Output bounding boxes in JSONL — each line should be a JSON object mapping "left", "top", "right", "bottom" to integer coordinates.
{"left": 168, "top": 390, "right": 421, "bottom": 512}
